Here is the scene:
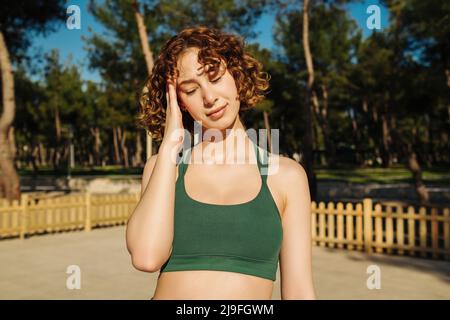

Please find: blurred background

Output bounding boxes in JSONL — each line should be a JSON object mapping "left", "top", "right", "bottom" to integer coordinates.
{"left": 0, "top": 0, "right": 448, "bottom": 299}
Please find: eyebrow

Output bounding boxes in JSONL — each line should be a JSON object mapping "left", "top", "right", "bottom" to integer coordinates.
{"left": 178, "top": 67, "right": 205, "bottom": 86}
{"left": 178, "top": 78, "right": 199, "bottom": 86}
{"left": 178, "top": 65, "right": 222, "bottom": 86}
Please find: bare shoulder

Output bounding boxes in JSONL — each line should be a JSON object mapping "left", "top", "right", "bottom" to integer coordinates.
{"left": 268, "top": 153, "right": 308, "bottom": 184}
{"left": 266, "top": 153, "right": 309, "bottom": 211}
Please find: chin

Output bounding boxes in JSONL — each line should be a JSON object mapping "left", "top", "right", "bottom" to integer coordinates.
{"left": 204, "top": 113, "right": 237, "bottom": 131}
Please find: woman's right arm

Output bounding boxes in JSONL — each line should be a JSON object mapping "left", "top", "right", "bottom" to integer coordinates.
{"left": 126, "top": 79, "right": 184, "bottom": 272}
{"left": 125, "top": 143, "right": 177, "bottom": 272}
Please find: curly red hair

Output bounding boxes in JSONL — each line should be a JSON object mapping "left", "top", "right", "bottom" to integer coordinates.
{"left": 136, "top": 26, "right": 270, "bottom": 141}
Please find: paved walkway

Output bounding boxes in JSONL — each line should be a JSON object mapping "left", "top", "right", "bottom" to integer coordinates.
{"left": 0, "top": 226, "right": 448, "bottom": 300}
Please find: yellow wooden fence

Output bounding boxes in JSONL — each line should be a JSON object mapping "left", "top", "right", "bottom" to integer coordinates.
{"left": 0, "top": 193, "right": 449, "bottom": 260}
{"left": 0, "top": 192, "right": 139, "bottom": 240}
{"left": 312, "top": 199, "right": 450, "bottom": 260}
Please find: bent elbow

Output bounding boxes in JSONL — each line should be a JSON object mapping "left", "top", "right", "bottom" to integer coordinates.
{"left": 128, "top": 246, "right": 172, "bottom": 273}
{"left": 131, "top": 255, "right": 161, "bottom": 273}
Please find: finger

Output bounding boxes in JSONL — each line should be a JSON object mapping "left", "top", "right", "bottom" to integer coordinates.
{"left": 166, "top": 82, "right": 172, "bottom": 113}
{"left": 165, "top": 88, "right": 169, "bottom": 106}
{"left": 168, "top": 81, "right": 179, "bottom": 112}
{"left": 173, "top": 79, "right": 179, "bottom": 107}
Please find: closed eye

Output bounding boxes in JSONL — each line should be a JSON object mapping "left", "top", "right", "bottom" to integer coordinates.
{"left": 186, "top": 77, "right": 222, "bottom": 96}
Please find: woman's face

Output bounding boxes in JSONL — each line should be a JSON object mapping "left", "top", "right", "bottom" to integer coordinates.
{"left": 175, "top": 47, "right": 240, "bottom": 131}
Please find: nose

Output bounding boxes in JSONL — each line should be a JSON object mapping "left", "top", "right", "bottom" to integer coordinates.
{"left": 202, "top": 88, "right": 219, "bottom": 109}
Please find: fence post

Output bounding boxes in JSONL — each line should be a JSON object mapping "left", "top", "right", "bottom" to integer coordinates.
{"left": 363, "top": 198, "right": 373, "bottom": 255}
{"left": 20, "top": 193, "right": 29, "bottom": 240}
{"left": 85, "top": 192, "right": 91, "bottom": 232}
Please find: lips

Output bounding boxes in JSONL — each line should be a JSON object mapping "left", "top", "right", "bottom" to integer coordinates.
{"left": 207, "top": 104, "right": 227, "bottom": 117}
{"left": 207, "top": 104, "right": 227, "bottom": 121}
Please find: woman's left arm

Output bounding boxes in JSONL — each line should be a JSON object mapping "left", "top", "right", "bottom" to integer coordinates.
{"left": 277, "top": 157, "right": 317, "bottom": 300}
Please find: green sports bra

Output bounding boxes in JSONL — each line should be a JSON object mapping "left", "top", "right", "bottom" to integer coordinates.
{"left": 159, "top": 139, "right": 283, "bottom": 281}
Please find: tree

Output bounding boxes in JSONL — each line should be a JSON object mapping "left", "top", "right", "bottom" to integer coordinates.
{"left": 301, "top": 0, "right": 317, "bottom": 199}
{"left": 0, "top": 0, "right": 65, "bottom": 200}
{"left": 85, "top": 0, "right": 150, "bottom": 167}
{"left": 41, "top": 50, "right": 86, "bottom": 169}
{"left": 383, "top": 0, "right": 450, "bottom": 167}
{"left": 151, "top": 0, "right": 269, "bottom": 39}
{"left": 131, "top": 0, "right": 155, "bottom": 159}
{"left": 271, "top": 0, "right": 360, "bottom": 198}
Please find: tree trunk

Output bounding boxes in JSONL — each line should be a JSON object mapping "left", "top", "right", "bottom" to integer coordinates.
{"left": 350, "top": 114, "right": 363, "bottom": 166}
{"left": 61, "top": 143, "right": 69, "bottom": 164}
{"left": 359, "top": 98, "right": 371, "bottom": 165}
{"left": 263, "top": 111, "right": 272, "bottom": 152}
{"left": 9, "top": 126, "right": 16, "bottom": 159}
{"left": 90, "top": 127, "right": 102, "bottom": 166}
{"left": 311, "top": 85, "right": 335, "bottom": 167}
{"left": 427, "top": 116, "right": 436, "bottom": 165}
{"left": 301, "top": 0, "right": 317, "bottom": 200}
{"left": 113, "top": 127, "right": 121, "bottom": 165}
{"left": 351, "top": 99, "right": 366, "bottom": 167}
{"left": 389, "top": 113, "right": 400, "bottom": 165}
{"left": 421, "top": 115, "right": 432, "bottom": 167}
{"left": 380, "top": 111, "right": 392, "bottom": 167}
{"left": 311, "top": 111, "right": 323, "bottom": 165}
{"left": 131, "top": 0, "right": 154, "bottom": 159}
{"left": 117, "top": 127, "right": 129, "bottom": 168}
{"left": 370, "top": 104, "right": 383, "bottom": 165}
{"left": 0, "top": 31, "right": 20, "bottom": 201}
{"left": 34, "top": 144, "right": 40, "bottom": 166}
{"left": 133, "top": 131, "right": 143, "bottom": 166}
{"left": 30, "top": 143, "right": 38, "bottom": 173}
{"left": 52, "top": 106, "right": 62, "bottom": 168}
{"left": 407, "top": 151, "right": 429, "bottom": 205}
{"left": 38, "top": 141, "right": 47, "bottom": 166}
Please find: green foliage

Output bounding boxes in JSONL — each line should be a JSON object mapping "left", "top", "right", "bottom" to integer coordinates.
{"left": 0, "top": 0, "right": 65, "bottom": 61}
{"left": 271, "top": 1, "right": 362, "bottom": 157}
{"left": 10, "top": 0, "right": 450, "bottom": 171}
{"left": 150, "top": 0, "right": 270, "bottom": 39}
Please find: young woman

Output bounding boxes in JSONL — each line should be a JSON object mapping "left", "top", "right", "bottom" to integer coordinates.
{"left": 126, "top": 26, "right": 316, "bottom": 300}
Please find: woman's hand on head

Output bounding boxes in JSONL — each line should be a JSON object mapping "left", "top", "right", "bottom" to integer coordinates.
{"left": 162, "top": 79, "right": 185, "bottom": 153}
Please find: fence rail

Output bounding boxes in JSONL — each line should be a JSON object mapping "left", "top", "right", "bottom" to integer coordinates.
{"left": 0, "top": 192, "right": 139, "bottom": 239}
{"left": 0, "top": 193, "right": 449, "bottom": 260}
{"left": 311, "top": 199, "right": 450, "bottom": 260}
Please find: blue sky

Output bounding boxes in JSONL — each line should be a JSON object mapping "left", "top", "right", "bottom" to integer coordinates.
{"left": 31, "top": 0, "right": 389, "bottom": 83}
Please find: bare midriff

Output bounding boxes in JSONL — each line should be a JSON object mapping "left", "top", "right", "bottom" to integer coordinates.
{"left": 152, "top": 270, "right": 274, "bottom": 300}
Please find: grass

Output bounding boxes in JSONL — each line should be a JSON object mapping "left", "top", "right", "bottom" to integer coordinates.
{"left": 316, "top": 166, "right": 450, "bottom": 185}
{"left": 18, "top": 165, "right": 450, "bottom": 185}
{"left": 18, "top": 166, "right": 142, "bottom": 177}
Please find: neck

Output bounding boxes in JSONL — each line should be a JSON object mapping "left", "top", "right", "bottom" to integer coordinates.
{"left": 194, "top": 117, "right": 255, "bottom": 164}
{"left": 201, "top": 115, "right": 246, "bottom": 141}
